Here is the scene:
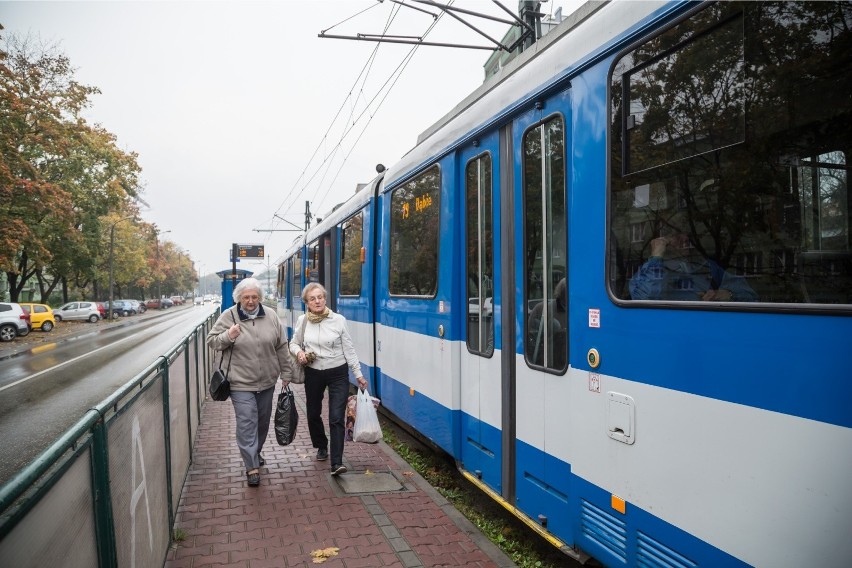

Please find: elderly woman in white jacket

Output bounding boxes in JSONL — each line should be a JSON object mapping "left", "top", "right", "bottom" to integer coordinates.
{"left": 290, "top": 282, "right": 367, "bottom": 476}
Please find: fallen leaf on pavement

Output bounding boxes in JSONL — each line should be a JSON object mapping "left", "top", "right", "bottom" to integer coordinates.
{"left": 310, "top": 546, "right": 340, "bottom": 563}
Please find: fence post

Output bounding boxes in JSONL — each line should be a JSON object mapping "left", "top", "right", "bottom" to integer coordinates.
{"left": 159, "top": 357, "right": 175, "bottom": 528}
{"left": 91, "top": 417, "right": 118, "bottom": 567}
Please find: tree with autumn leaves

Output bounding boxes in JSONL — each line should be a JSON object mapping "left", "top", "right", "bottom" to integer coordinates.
{"left": 0, "top": 32, "right": 194, "bottom": 303}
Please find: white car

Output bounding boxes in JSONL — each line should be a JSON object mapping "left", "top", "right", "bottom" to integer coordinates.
{"left": 53, "top": 301, "right": 101, "bottom": 323}
{"left": 194, "top": 296, "right": 203, "bottom": 305}
{"left": 0, "top": 302, "right": 31, "bottom": 341}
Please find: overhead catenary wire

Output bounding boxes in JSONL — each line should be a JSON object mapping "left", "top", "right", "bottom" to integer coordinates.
{"left": 263, "top": 1, "right": 451, "bottom": 238}
{"left": 267, "top": 1, "right": 403, "bottom": 224}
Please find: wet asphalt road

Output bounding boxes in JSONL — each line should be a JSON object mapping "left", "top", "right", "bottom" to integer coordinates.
{"left": 0, "top": 305, "right": 217, "bottom": 486}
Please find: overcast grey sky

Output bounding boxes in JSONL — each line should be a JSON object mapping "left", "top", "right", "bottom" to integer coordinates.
{"left": 2, "top": 0, "right": 578, "bottom": 283}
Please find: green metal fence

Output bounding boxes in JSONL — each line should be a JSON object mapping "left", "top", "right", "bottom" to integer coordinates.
{"left": 0, "top": 311, "right": 218, "bottom": 568}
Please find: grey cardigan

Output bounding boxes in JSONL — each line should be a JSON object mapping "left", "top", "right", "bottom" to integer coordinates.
{"left": 206, "top": 304, "right": 294, "bottom": 391}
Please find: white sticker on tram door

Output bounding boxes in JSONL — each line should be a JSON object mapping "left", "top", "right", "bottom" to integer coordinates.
{"left": 589, "top": 372, "right": 601, "bottom": 393}
{"left": 589, "top": 308, "right": 600, "bottom": 328}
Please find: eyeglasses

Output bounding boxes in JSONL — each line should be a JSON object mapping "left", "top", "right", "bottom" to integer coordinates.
{"left": 307, "top": 295, "right": 325, "bottom": 302}
{"left": 242, "top": 294, "right": 260, "bottom": 301}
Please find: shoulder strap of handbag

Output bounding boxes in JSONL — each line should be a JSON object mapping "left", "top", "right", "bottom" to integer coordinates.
{"left": 216, "top": 309, "right": 237, "bottom": 374}
{"left": 299, "top": 313, "right": 308, "bottom": 349}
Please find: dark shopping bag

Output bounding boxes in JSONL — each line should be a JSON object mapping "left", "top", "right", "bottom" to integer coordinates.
{"left": 274, "top": 384, "right": 298, "bottom": 445}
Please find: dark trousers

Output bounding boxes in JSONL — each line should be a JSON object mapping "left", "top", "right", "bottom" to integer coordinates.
{"left": 304, "top": 363, "right": 349, "bottom": 466}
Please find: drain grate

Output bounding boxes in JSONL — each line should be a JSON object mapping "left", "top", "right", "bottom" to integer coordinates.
{"left": 331, "top": 471, "right": 412, "bottom": 496}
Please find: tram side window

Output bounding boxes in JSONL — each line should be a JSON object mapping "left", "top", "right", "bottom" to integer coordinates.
{"left": 389, "top": 165, "right": 441, "bottom": 296}
{"left": 609, "top": 1, "right": 852, "bottom": 306}
{"left": 339, "top": 211, "right": 364, "bottom": 296}
{"left": 524, "top": 116, "right": 567, "bottom": 371}
{"left": 466, "top": 153, "right": 494, "bottom": 356}
{"left": 291, "top": 252, "right": 302, "bottom": 307}
{"left": 277, "top": 264, "right": 286, "bottom": 305}
{"left": 308, "top": 240, "right": 320, "bottom": 283}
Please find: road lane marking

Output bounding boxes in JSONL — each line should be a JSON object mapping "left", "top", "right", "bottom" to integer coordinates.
{"left": 0, "top": 334, "right": 137, "bottom": 393}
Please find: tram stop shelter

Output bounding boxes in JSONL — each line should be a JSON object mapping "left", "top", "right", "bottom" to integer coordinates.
{"left": 216, "top": 268, "right": 253, "bottom": 310}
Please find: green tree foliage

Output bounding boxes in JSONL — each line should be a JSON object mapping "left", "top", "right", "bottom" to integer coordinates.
{"left": 0, "top": 32, "right": 144, "bottom": 302}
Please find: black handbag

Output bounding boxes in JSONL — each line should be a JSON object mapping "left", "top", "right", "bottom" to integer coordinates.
{"left": 209, "top": 313, "right": 235, "bottom": 401}
{"left": 209, "top": 366, "right": 231, "bottom": 401}
{"left": 274, "top": 384, "right": 298, "bottom": 445}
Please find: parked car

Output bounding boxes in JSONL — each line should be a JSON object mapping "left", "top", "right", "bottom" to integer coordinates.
{"left": 54, "top": 301, "right": 101, "bottom": 323}
{"left": 18, "top": 303, "right": 56, "bottom": 332}
{"left": 0, "top": 302, "right": 31, "bottom": 341}
{"left": 145, "top": 298, "right": 162, "bottom": 309}
{"left": 169, "top": 295, "right": 185, "bottom": 305}
{"left": 161, "top": 297, "right": 174, "bottom": 308}
{"left": 120, "top": 299, "right": 144, "bottom": 313}
{"left": 111, "top": 300, "right": 134, "bottom": 316}
{"left": 96, "top": 302, "right": 123, "bottom": 319}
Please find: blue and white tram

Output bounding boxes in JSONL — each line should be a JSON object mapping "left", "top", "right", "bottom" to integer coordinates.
{"left": 276, "top": 179, "right": 382, "bottom": 390}
{"left": 279, "top": 1, "right": 852, "bottom": 566}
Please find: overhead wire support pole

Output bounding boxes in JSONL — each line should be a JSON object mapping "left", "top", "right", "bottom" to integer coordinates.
{"left": 253, "top": 213, "right": 303, "bottom": 232}
{"left": 389, "top": 0, "right": 437, "bottom": 19}
{"left": 414, "top": 0, "right": 517, "bottom": 26}
{"left": 318, "top": 33, "right": 497, "bottom": 51}
{"left": 304, "top": 200, "right": 312, "bottom": 232}
{"left": 410, "top": 0, "right": 511, "bottom": 51}
{"left": 491, "top": 0, "right": 539, "bottom": 36}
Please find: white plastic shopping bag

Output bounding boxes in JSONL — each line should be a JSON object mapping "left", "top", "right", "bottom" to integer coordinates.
{"left": 353, "top": 388, "right": 382, "bottom": 443}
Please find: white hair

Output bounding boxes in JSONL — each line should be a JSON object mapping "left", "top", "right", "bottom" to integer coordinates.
{"left": 232, "top": 277, "right": 263, "bottom": 303}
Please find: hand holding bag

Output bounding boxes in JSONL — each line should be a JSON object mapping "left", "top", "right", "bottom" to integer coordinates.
{"left": 288, "top": 315, "right": 308, "bottom": 384}
{"left": 353, "top": 388, "right": 382, "bottom": 443}
{"left": 274, "top": 384, "right": 298, "bottom": 445}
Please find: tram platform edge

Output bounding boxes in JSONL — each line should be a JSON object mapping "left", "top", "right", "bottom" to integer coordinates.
{"left": 165, "top": 381, "right": 516, "bottom": 568}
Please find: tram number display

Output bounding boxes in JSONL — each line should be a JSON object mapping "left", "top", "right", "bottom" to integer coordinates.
{"left": 231, "top": 244, "right": 264, "bottom": 259}
{"left": 400, "top": 193, "right": 433, "bottom": 220}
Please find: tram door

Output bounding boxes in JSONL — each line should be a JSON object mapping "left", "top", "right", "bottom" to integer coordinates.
{"left": 511, "top": 91, "right": 572, "bottom": 537}
{"left": 307, "top": 234, "right": 337, "bottom": 311}
{"left": 458, "top": 131, "right": 503, "bottom": 494}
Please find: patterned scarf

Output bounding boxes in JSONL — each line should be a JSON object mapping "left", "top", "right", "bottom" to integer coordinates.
{"left": 307, "top": 306, "right": 330, "bottom": 324}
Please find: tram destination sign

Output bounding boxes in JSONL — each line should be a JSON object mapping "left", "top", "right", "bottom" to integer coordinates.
{"left": 231, "top": 243, "right": 265, "bottom": 261}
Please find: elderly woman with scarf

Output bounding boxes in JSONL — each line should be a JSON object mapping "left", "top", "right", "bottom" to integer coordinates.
{"left": 207, "top": 277, "right": 295, "bottom": 487}
{"left": 290, "top": 282, "right": 367, "bottom": 476}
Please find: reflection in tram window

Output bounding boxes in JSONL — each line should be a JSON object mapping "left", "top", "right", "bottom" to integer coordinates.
{"left": 524, "top": 116, "right": 567, "bottom": 371}
{"left": 339, "top": 211, "right": 364, "bottom": 297}
{"left": 389, "top": 165, "right": 441, "bottom": 297}
{"left": 465, "top": 153, "right": 494, "bottom": 356}
{"left": 610, "top": 1, "right": 852, "bottom": 306}
{"left": 291, "top": 251, "right": 302, "bottom": 308}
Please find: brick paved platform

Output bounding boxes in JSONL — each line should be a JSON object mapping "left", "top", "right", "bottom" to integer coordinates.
{"left": 164, "top": 382, "right": 515, "bottom": 568}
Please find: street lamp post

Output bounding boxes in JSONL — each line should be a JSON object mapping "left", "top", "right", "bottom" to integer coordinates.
{"left": 109, "top": 215, "right": 135, "bottom": 320}
{"left": 155, "top": 229, "right": 171, "bottom": 304}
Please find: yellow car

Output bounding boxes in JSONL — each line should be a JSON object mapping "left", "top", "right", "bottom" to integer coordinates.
{"left": 18, "top": 303, "right": 56, "bottom": 332}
